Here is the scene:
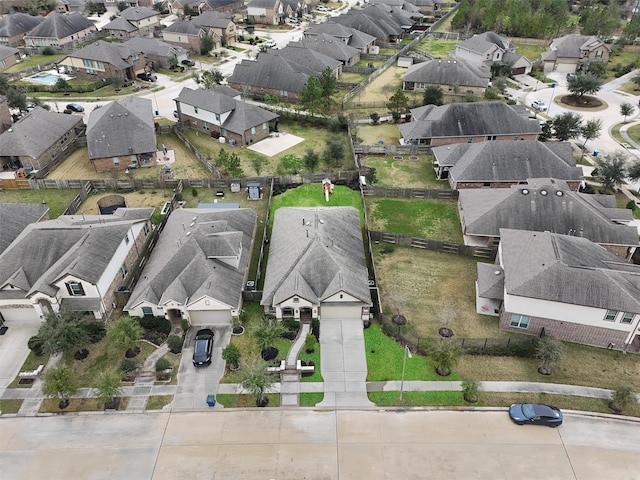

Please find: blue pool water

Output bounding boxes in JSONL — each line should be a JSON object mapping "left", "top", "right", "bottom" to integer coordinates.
{"left": 25, "top": 71, "right": 73, "bottom": 85}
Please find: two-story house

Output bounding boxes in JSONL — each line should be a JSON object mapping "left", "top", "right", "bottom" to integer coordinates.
{"left": 192, "top": 11, "right": 237, "bottom": 46}
{"left": 103, "top": 6, "right": 160, "bottom": 39}
{"left": 0, "top": 13, "right": 44, "bottom": 47}
{"left": 24, "top": 12, "right": 97, "bottom": 50}
{"left": 542, "top": 34, "right": 610, "bottom": 74}
{"left": 247, "top": 0, "right": 285, "bottom": 26}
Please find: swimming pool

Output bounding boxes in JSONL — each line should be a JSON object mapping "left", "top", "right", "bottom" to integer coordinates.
{"left": 24, "top": 70, "right": 74, "bottom": 86}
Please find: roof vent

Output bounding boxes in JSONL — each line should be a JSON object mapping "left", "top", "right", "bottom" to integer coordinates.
{"left": 186, "top": 231, "right": 191, "bottom": 236}
{"left": 540, "top": 189, "right": 548, "bottom": 196}
{"left": 556, "top": 191, "right": 563, "bottom": 196}
{"left": 521, "top": 189, "right": 529, "bottom": 195}
{"left": 494, "top": 270, "right": 501, "bottom": 275}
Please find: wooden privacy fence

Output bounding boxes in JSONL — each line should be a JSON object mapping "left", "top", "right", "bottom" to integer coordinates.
{"left": 369, "top": 231, "right": 496, "bottom": 259}
{"left": 364, "top": 187, "right": 458, "bottom": 199}
{"left": 354, "top": 144, "right": 431, "bottom": 155}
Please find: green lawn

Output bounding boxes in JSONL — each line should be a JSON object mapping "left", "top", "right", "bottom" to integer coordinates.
{"left": 366, "top": 198, "right": 463, "bottom": 243}
{"left": 416, "top": 39, "right": 457, "bottom": 58}
{"left": 361, "top": 154, "right": 447, "bottom": 188}
{"left": 300, "top": 393, "right": 324, "bottom": 406}
{"left": 0, "top": 189, "right": 80, "bottom": 218}
{"left": 512, "top": 42, "right": 546, "bottom": 62}
{"left": 4, "top": 53, "right": 65, "bottom": 73}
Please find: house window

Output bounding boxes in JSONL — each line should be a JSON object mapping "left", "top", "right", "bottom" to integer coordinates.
{"left": 222, "top": 128, "right": 227, "bottom": 136}
{"left": 113, "top": 157, "right": 119, "bottom": 166}
{"left": 604, "top": 310, "right": 618, "bottom": 322}
{"left": 487, "top": 135, "right": 496, "bottom": 141}
{"left": 595, "top": 50, "right": 603, "bottom": 58}
{"left": 194, "top": 106, "right": 198, "bottom": 114}
{"left": 66, "top": 281, "right": 85, "bottom": 296}
{"left": 215, "top": 114, "right": 220, "bottom": 122}
{"left": 467, "top": 137, "right": 473, "bottom": 143}
{"left": 279, "top": 89, "right": 288, "bottom": 97}
{"left": 142, "top": 306, "right": 153, "bottom": 317}
{"left": 120, "top": 263, "right": 127, "bottom": 278}
{"left": 293, "top": 297, "right": 299, "bottom": 303}
{"left": 143, "top": 223, "right": 149, "bottom": 236}
{"left": 263, "top": 122, "right": 267, "bottom": 131}
{"left": 510, "top": 314, "right": 530, "bottom": 328}
{"left": 124, "top": 233, "right": 130, "bottom": 245}
{"left": 621, "top": 312, "right": 634, "bottom": 324}
{"left": 514, "top": 135, "right": 520, "bottom": 140}
{"left": 251, "top": 126, "right": 256, "bottom": 135}
{"left": 203, "top": 121, "right": 209, "bottom": 129}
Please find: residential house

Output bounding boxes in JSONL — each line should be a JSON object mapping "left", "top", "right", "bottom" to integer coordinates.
{"left": 24, "top": 12, "right": 97, "bottom": 50}
{"left": 87, "top": 97, "right": 157, "bottom": 173}
{"left": 0, "top": 107, "right": 84, "bottom": 174}
{"left": 369, "top": 0, "right": 423, "bottom": 20}
{"left": 455, "top": 31, "right": 532, "bottom": 75}
{"left": 0, "top": 208, "right": 154, "bottom": 323}
{"left": 289, "top": 33, "right": 360, "bottom": 66}
{"left": 0, "top": 45, "right": 20, "bottom": 71}
{"left": 247, "top": 0, "right": 285, "bottom": 25}
{"left": 405, "top": 0, "right": 439, "bottom": 16}
{"left": 192, "top": 11, "right": 237, "bottom": 46}
{"left": 268, "top": 46, "right": 342, "bottom": 76}
{"left": 162, "top": 20, "right": 211, "bottom": 54}
{"left": 398, "top": 102, "right": 541, "bottom": 146}
{"left": 261, "top": 207, "right": 372, "bottom": 322}
{"left": 0, "top": 203, "right": 50, "bottom": 255}
{"left": 304, "top": 22, "right": 377, "bottom": 53}
{"left": 123, "top": 37, "right": 188, "bottom": 69}
{"left": 0, "top": 95, "right": 11, "bottom": 134}
{"left": 431, "top": 140, "right": 583, "bottom": 189}
{"left": 0, "top": 13, "right": 44, "bottom": 47}
{"left": 162, "top": 0, "right": 242, "bottom": 16}
{"left": 476, "top": 228, "right": 640, "bottom": 352}
{"left": 124, "top": 208, "right": 257, "bottom": 326}
{"left": 281, "top": 0, "right": 305, "bottom": 17}
{"left": 55, "top": 0, "right": 88, "bottom": 13}
{"left": 174, "top": 86, "right": 279, "bottom": 146}
{"left": 103, "top": 6, "right": 160, "bottom": 39}
{"left": 402, "top": 57, "right": 490, "bottom": 96}
{"left": 459, "top": 179, "right": 638, "bottom": 259}
{"left": 58, "top": 40, "right": 147, "bottom": 82}
{"left": 332, "top": 4, "right": 416, "bottom": 42}
{"left": 542, "top": 34, "right": 610, "bottom": 74}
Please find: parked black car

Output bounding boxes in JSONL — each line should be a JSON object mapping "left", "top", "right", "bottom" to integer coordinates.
{"left": 192, "top": 329, "right": 214, "bottom": 366}
{"left": 181, "top": 59, "right": 196, "bottom": 67}
{"left": 509, "top": 403, "right": 563, "bottom": 427}
{"left": 136, "top": 72, "right": 157, "bottom": 82}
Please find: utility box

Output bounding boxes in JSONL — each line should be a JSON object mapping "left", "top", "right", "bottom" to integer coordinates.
{"left": 206, "top": 394, "right": 216, "bottom": 407}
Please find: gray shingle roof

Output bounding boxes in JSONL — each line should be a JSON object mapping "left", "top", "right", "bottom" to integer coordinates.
{"left": 268, "top": 46, "right": 342, "bottom": 74}
{"left": 0, "top": 13, "right": 44, "bottom": 37}
{"left": 499, "top": 228, "right": 640, "bottom": 313}
{"left": 63, "top": 40, "right": 137, "bottom": 69}
{"left": 291, "top": 33, "right": 359, "bottom": 63}
{"left": 192, "top": 11, "right": 233, "bottom": 29}
{"left": 459, "top": 180, "right": 638, "bottom": 246}
{"left": 304, "top": 22, "right": 377, "bottom": 51}
{"left": 261, "top": 207, "right": 372, "bottom": 307}
{"left": 403, "top": 57, "right": 490, "bottom": 87}
{"left": 229, "top": 54, "right": 318, "bottom": 93}
{"left": 120, "top": 6, "right": 158, "bottom": 21}
{"left": 87, "top": 97, "right": 156, "bottom": 160}
{"left": 545, "top": 34, "right": 609, "bottom": 61}
{"left": 162, "top": 20, "right": 205, "bottom": 35}
{"left": 0, "top": 45, "right": 19, "bottom": 60}
{"left": 456, "top": 31, "right": 510, "bottom": 56}
{"left": 432, "top": 140, "right": 582, "bottom": 184}
{"left": 25, "top": 12, "right": 94, "bottom": 39}
{"left": 123, "top": 37, "right": 187, "bottom": 57}
{"left": 0, "top": 203, "right": 49, "bottom": 254}
{"left": 399, "top": 102, "right": 541, "bottom": 141}
{"left": 0, "top": 107, "right": 83, "bottom": 159}
{"left": 103, "top": 16, "right": 138, "bottom": 33}
{"left": 476, "top": 262, "right": 504, "bottom": 299}
{"left": 0, "top": 208, "right": 153, "bottom": 299}
{"left": 125, "top": 208, "right": 257, "bottom": 310}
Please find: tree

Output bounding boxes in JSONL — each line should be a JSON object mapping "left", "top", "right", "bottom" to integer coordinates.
{"left": 251, "top": 316, "right": 286, "bottom": 353}
{"left": 620, "top": 102, "right": 635, "bottom": 123}
{"left": 300, "top": 76, "right": 323, "bottom": 116}
{"left": 5, "top": 87, "right": 27, "bottom": 112}
{"left": 107, "top": 316, "right": 143, "bottom": 354}
{"left": 240, "top": 357, "right": 277, "bottom": 406}
{"left": 277, "top": 154, "right": 303, "bottom": 175}
{"left": 580, "top": 118, "right": 602, "bottom": 148}
{"left": 303, "top": 148, "right": 320, "bottom": 172}
{"left": 552, "top": 112, "right": 583, "bottom": 141}
{"left": 196, "top": 68, "right": 223, "bottom": 89}
{"left": 319, "top": 67, "right": 337, "bottom": 108}
{"left": 42, "top": 365, "right": 78, "bottom": 409}
{"left": 594, "top": 152, "right": 628, "bottom": 191}
{"left": 535, "top": 335, "right": 564, "bottom": 375}
{"left": 217, "top": 148, "right": 244, "bottom": 177}
{"left": 200, "top": 34, "right": 214, "bottom": 55}
{"left": 633, "top": 72, "right": 640, "bottom": 91}
{"left": 461, "top": 377, "right": 482, "bottom": 403}
{"left": 222, "top": 344, "right": 241, "bottom": 370}
{"left": 627, "top": 157, "right": 640, "bottom": 183}
{"left": 386, "top": 87, "right": 409, "bottom": 122}
{"left": 93, "top": 369, "right": 124, "bottom": 408}
{"left": 39, "top": 311, "right": 90, "bottom": 359}
{"left": 609, "top": 385, "right": 637, "bottom": 414}
{"left": 54, "top": 77, "right": 71, "bottom": 93}
{"left": 587, "top": 61, "right": 607, "bottom": 79}
{"left": 422, "top": 85, "right": 444, "bottom": 106}
{"left": 370, "top": 112, "right": 380, "bottom": 125}
{"left": 323, "top": 135, "right": 344, "bottom": 167}
{"left": 567, "top": 73, "right": 603, "bottom": 100}
{"left": 579, "top": 5, "right": 620, "bottom": 37}
{"left": 250, "top": 155, "right": 269, "bottom": 176}
{"left": 428, "top": 339, "right": 461, "bottom": 377}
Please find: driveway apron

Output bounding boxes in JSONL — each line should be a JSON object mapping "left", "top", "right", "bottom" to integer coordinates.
{"left": 317, "top": 319, "right": 373, "bottom": 408}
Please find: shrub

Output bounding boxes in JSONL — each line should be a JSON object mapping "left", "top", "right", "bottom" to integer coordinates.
{"left": 167, "top": 334, "right": 183, "bottom": 353}
{"left": 222, "top": 344, "right": 241, "bottom": 367}
{"left": 120, "top": 359, "right": 138, "bottom": 373}
{"left": 191, "top": 188, "right": 198, "bottom": 197}
{"left": 311, "top": 318, "right": 320, "bottom": 340}
{"left": 83, "top": 322, "right": 107, "bottom": 343}
{"left": 155, "top": 357, "right": 172, "bottom": 371}
{"left": 626, "top": 200, "right": 638, "bottom": 211}
{"left": 381, "top": 243, "right": 395, "bottom": 254}
{"left": 304, "top": 333, "right": 315, "bottom": 353}
{"left": 28, "top": 335, "right": 45, "bottom": 356}
{"left": 42, "top": 47, "right": 54, "bottom": 55}
{"left": 181, "top": 318, "right": 190, "bottom": 332}
{"left": 138, "top": 316, "right": 171, "bottom": 334}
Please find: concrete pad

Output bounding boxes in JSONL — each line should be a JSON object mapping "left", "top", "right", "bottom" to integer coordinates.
{"left": 0, "top": 320, "right": 41, "bottom": 391}
{"left": 496, "top": 444, "right": 577, "bottom": 480}
{"left": 566, "top": 446, "right": 640, "bottom": 480}
{"left": 275, "top": 443, "right": 338, "bottom": 479}
{"left": 337, "top": 444, "right": 386, "bottom": 480}
{"left": 210, "top": 444, "right": 279, "bottom": 478}
{"left": 152, "top": 445, "right": 221, "bottom": 480}
{"left": 247, "top": 133, "right": 304, "bottom": 157}
{"left": 220, "top": 410, "right": 282, "bottom": 444}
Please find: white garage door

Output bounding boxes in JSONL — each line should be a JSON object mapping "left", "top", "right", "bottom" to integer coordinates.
{"left": 188, "top": 309, "right": 231, "bottom": 325}
{"left": 320, "top": 304, "right": 362, "bottom": 320}
{"left": 0, "top": 307, "right": 40, "bottom": 323}
{"left": 554, "top": 63, "right": 575, "bottom": 74}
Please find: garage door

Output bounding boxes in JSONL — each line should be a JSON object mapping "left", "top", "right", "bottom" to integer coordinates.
{"left": 320, "top": 304, "right": 362, "bottom": 320}
{"left": 0, "top": 307, "right": 40, "bottom": 323}
{"left": 554, "top": 63, "right": 575, "bottom": 74}
{"left": 188, "top": 309, "right": 231, "bottom": 325}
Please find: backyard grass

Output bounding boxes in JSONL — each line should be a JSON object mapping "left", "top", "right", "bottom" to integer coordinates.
{"left": 356, "top": 124, "right": 401, "bottom": 145}
{"left": 416, "top": 39, "right": 457, "bottom": 58}
{"left": 373, "top": 243, "right": 506, "bottom": 339}
{"left": 0, "top": 189, "right": 79, "bottom": 218}
{"left": 146, "top": 395, "right": 173, "bottom": 410}
{"left": 606, "top": 51, "right": 640, "bottom": 81}
{"left": 4, "top": 53, "right": 65, "bottom": 73}
{"left": 360, "top": 154, "right": 446, "bottom": 189}
{"left": 366, "top": 198, "right": 463, "bottom": 243}
{"left": 0, "top": 399, "right": 23, "bottom": 414}
{"left": 512, "top": 43, "right": 546, "bottom": 62}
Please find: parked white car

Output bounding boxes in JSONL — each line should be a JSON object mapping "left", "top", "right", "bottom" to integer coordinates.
{"left": 317, "top": 5, "right": 328, "bottom": 11}
{"left": 531, "top": 100, "right": 548, "bottom": 112}
{"left": 263, "top": 40, "right": 277, "bottom": 48}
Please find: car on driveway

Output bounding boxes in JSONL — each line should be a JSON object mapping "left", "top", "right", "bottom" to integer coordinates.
{"left": 66, "top": 103, "right": 84, "bottom": 112}
{"left": 263, "top": 39, "right": 277, "bottom": 48}
{"left": 137, "top": 72, "right": 157, "bottom": 82}
{"left": 317, "top": 5, "right": 328, "bottom": 11}
{"left": 531, "top": 100, "right": 548, "bottom": 112}
{"left": 192, "top": 328, "right": 214, "bottom": 366}
{"left": 288, "top": 17, "right": 300, "bottom": 24}
{"left": 181, "top": 59, "right": 195, "bottom": 67}
{"left": 509, "top": 403, "right": 563, "bottom": 427}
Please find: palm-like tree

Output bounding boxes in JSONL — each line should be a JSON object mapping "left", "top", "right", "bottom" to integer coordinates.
{"left": 620, "top": 102, "right": 635, "bottom": 123}
{"left": 251, "top": 316, "right": 286, "bottom": 359}
{"left": 94, "top": 369, "right": 124, "bottom": 409}
{"left": 107, "top": 316, "right": 143, "bottom": 356}
{"left": 535, "top": 335, "right": 564, "bottom": 375}
{"left": 429, "top": 339, "right": 461, "bottom": 377}
{"left": 609, "top": 386, "right": 637, "bottom": 414}
{"left": 240, "top": 358, "right": 278, "bottom": 407}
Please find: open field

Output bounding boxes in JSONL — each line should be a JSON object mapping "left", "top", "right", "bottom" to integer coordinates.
{"left": 47, "top": 133, "right": 211, "bottom": 180}
{"left": 366, "top": 197, "right": 463, "bottom": 243}
{"left": 360, "top": 154, "right": 447, "bottom": 188}
{"left": 0, "top": 188, "right": 79, "bottom": 218}
{"left": 373, "top": 244, "right": 505, "bottom": 339}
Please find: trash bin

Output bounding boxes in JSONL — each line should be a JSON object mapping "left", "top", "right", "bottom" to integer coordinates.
{"left": 206, "top": 394, "right": 216, "bottom": 407}
{"left": 593, "top": 150, "right": 599, "bottom": 157}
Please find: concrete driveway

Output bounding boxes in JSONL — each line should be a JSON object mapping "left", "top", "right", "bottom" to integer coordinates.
{"left": 0, "top": 409, "right": 639, "bottom": 479}
{"left": 170, "top": 325, "right": 230, "bottom": 410}
{"left": 0, "top": 319, "right": 41, "bottom": 391}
